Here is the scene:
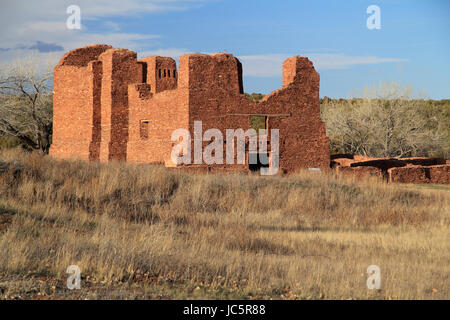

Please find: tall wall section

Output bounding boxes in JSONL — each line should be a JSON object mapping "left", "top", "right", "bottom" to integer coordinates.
{"left": 181, "top": 53, "right": 330, "bottom": 172}
{"left": 258, "top": 57, "right": 330, "bottom": 171}
{"left": 126, "top": 81, "right": 190, "bottom": 164}
{"left": 125, "top": 55, "right": 190, "bottom": 165}
{"left": 50, "top": 44, "right": 111, "bottom": 160}
{"left": 97, "top": 49, "right": 143, "bottom": 162}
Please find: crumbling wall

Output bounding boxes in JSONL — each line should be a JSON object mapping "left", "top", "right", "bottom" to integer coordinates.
{"left": 50, "top": 45, "right": 448, "bottom": 182}
{"left": 98, "top": 49, "right": 143, "bottom": 162}
{"left": 332, "top": 155, "right": 450, "bottom": 184}
{"left": 50, "top": 44, "right": 111, "bottom": 160}
{"left": 260, "top": 56, "right": 330, "bottom": 171}
{"left": 140, "top": 56, "right": 177, "bottom": 94}
{"left": 51, "top": 45, "right": 331, "bottom": 173}
{"left": 181, "top": 53, "right": 247, "bottom": 170}
{"left": 388, "top": 165, "right": 449, "bottom": 184}
{"left": 126, "top": 83, "right": 189, "bottom": 164}
{"left": 182, "top": 54, "right": 330, "bottom": 172}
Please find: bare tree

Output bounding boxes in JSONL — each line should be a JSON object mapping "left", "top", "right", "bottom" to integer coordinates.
{"left": 0, "top": 54, "right": 54, "bottom": 153}
{"left": 321, "top": 81, "right": 447, "bottom": 158}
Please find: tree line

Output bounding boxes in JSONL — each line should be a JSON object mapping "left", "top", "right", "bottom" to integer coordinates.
{"left": 320, "top": 83, "right": 449, "bottom": 158}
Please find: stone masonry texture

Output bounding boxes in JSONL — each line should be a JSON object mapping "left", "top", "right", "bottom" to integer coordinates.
{"left": 50, "top": 44, "right": 449, "bottom": 183}
{"left": 332, "top": 155, "right": 449, "bottom": 184}
{"left": 50, "top": 44, "right": 330, "bottom": 173}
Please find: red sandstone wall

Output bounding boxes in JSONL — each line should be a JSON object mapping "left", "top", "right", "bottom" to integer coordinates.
{"left": 260, "top": 57, "right": 330, "bottom": 171}
{"left": 98, "top": 49, "right": 143, "bottom": 162}
{"left": 388, "top": 165, "right": 449, "bottom": 184}
{"left": 140, "top": 56, "right": 177, "bottom": 94}
{"left": 126, "top": 84, "right": 189, "bottom": 164}
{"left": 180, "top": 54, "right": 330, "bottom": 172}
{"left": 125, "top": 52, "right": 330, "bottom": 172}
{"left": 51, "top": 45, "right": 330, "bottom": 174}
{"left": 51, "top": 45, "right": 448, "bottom": 183}
{"left": 429, "top": 166, "right": 450, "bottom": 184}
{"left": 50, "top": 45, "right": 111, "bottom": 160}
{"left": 181, "top": 53, "right": 247, "bottom": 169}
{"left": 332, "top": 155, "right": 450, "bottom": 184}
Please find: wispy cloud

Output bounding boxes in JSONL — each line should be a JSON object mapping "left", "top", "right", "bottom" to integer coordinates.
{"left": 0, "top": 0, "right": 211, "bottom": 63}
{"left": 103, "top": 21, "right": 121, "bottom": 32}
{"left": 0, "top": 41, "right": 64, "bottom": 53}
{"left": 138, "top": 48, "right": 190, "bottom": 59}
{"left": 29, "top": 41, "right": 64, "bottom": 53}
{"left": 238, "top": 53, "right": 409, "bottom": 77}
{"left": 309, "top": 54, "right": 408, "bottom": 70}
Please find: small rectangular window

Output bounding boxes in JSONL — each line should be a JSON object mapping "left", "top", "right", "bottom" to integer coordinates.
{"left": 163, "top": 69, "right": 166, "bottom": 77}
{"left": 173, "top": 70, "right": 176, "bottom": 78}
{"left": 140, "top": 120, "right": 149, "bottom": 140}
{"left": 158, "top": 69, "right": 161, "bottom": 79}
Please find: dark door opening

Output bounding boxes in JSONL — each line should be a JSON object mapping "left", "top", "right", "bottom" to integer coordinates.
{"left": 248, "top": 152, "right": 270, "bottom": 172}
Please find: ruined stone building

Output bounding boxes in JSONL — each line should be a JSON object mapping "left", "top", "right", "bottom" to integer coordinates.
{"left": 331, "top": 154, "right": 449, "bottom": 184}
{"left": 50, "top": 44, "right": 330, "bottom": 173}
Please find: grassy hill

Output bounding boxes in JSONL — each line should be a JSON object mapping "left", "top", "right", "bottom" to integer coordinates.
{"left": 0, "top": 149, "right": 448, "bottom": 299}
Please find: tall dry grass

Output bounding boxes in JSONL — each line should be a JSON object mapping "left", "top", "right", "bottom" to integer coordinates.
{"left": 0, "top": 149, "right": 449, "bottom": 299}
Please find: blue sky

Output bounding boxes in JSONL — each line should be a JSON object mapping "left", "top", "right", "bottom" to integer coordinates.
{"left": 1, "top": 0, "right": 449, "bottom": 98}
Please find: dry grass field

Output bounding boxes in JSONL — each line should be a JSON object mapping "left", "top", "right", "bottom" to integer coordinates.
{"left": 0, "top": 149, "right": 448, "bottom": 300}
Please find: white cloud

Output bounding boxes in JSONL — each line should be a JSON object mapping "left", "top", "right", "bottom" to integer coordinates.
{"left": 0, "top": 1, "right": 408, "bottom": 79}
{"left": 238, "top": 53, "right": 409, "bottom": 77}
{"left": 237, "top": 54, "right": 289, "bottom": 77}
{"left": 103, "top": 21, "right": 121, "bottom": 32}
{"left": 0, "top": 0, "right": 208, "bottom": 25}
{"left": 308, "top": 54, "right": 408, "bottom": 70}
{"left": 66, "top": 33, "right": 160, "bottom": 50}
{"left": 138, "top": 48, "right": 190, "bottom": 59}
{"left": 0, "top": 32, "right": 161, "bottom": 64}
{"left": 78, "top": 1, "right": 186, "bottom": 17}
{"left": 17, "top": 22, "right": 67, "bottom": 35}
{"left": 0, "top": 0, "right": 210, "bottom": 63}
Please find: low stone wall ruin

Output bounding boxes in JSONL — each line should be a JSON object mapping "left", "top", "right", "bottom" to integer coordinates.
{"left": 332, "top": 155, "right": 449, "bottom": 185}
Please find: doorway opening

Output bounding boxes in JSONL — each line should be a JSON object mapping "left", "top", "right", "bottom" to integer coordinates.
{"left": 248, "top": 152, "right": 270, "bottom": 172}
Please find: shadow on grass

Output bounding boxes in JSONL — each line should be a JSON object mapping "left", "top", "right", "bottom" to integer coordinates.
{"left": 0, "top": 204, "right": 17, "bottom": 232}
